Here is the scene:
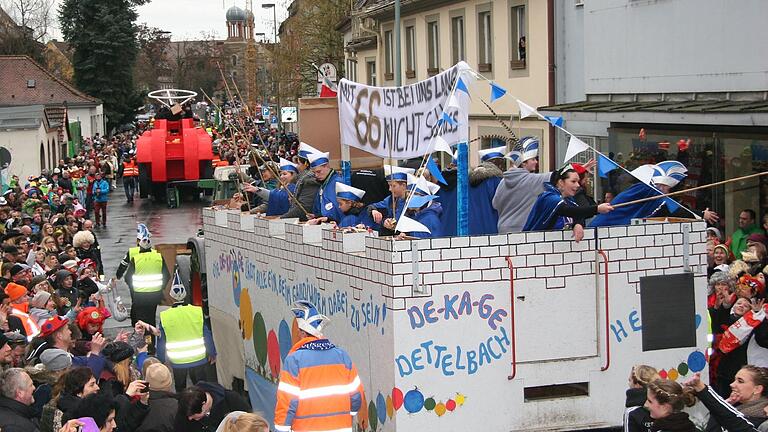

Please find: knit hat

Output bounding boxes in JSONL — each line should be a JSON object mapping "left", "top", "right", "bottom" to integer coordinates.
{"left": 145, "top": 363, "right": 173, "bottom": 392}
{"left": 4, "top": 282, "right": 27, "bottom": 302}
{"left": 30, "top": 275, "right": 49, "bottom": 290}
{"left": 40, "top": 348, "right": 72, "bottom": 372}
{"left": 40, "top": 316, "right": 69, "bottom": 337}
{"left": 101, "top": 341, "right": 134, "bottom": 363}
{"left": 30, "top": 291, "right": 51, "bottom": 309}
{"left": 706, "top": 227, "right": 723, "bottom": 242}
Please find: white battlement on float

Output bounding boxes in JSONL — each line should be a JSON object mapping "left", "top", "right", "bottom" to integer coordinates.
{"left": 203, "top": 207, "right": 709, "bottom": 432}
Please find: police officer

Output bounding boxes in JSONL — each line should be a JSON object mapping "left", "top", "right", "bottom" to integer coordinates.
{"left": 156, "top": 270, "right": 216, "bottom": 392}
{"left": 115, "top": 223, "right": 168, "bottom": 339}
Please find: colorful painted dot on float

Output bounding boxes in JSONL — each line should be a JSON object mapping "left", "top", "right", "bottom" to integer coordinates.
{"left": 423, "top": 397, "right": 436, "bottom": 411}
{"left": 688, "top": 351, "right": 706, "bottom": 372}
{"left": 667, "top": 368, "right": 679, "bottom": 381}
{"left": 455, "top": 393, "right": 466, "bottom": 406}
{"left": 434, "top": 402, "right": 446, "bottom": 417}
{"left": 239, "top": 289, "right": 253, "bottom": 340}
{"left": 368, "top": 401, "right": 378, "bottom": 430}
{"left": 252, "top": 312, "right": 267, "bottom": 368}
{"left": 445, "top": 399, "right": 456, "bottom": 412}
{"left": 376, "top": 393, "right": 387, "bottom": 425}
{"left": 358, "top": 393, "right": 368, "bottom": 430}
{"left": 267, "top": 330, "right": 281, "bottom": 377}
{"left": 403, "top": 388, "right": 424, "bottom": 414}
{"left": 392, "top": 387, "right": 404, "bottom": 410}
{"left": 386, "top": 395, "right": 394, "bottom": 419}
{"left": 659, "top": 369, "right": 668, "bottom": 379}
{"left": 678, "top": 362, "right": 689, "bottom": 376}
{"left": 232, "top": 266, "right": 241, "bottom": 306}
{"left": 278, "top": 320, "right": 292, "bottom": 361}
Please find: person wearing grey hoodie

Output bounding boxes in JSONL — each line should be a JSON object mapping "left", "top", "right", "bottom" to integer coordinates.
{"left": 493, "top": 167, "right": 552, "bottom": 234}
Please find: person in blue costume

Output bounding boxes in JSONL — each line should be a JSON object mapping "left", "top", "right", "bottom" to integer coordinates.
{"left": 524, "top": 164, "right": 614, "bottom": 241}
{"left": 308, "top": 151, "right": 343, "bottom": 222}
{"left": 265, "top": 158, "right": 299, "bottom": 216}
{"left": 437, "top": 164, "right": 458, "bottom": 237}
{"left": 366, "top": 165, "right": 415, "bottom": 235}
{"left": 590, "top": 161, "right": 719, "bottom": 227}
{"left": 469, "top": 146, "right": 507, "bottom": 235}
{"left": 400, "top": 194, "right": 443, "bottom": 239}
{"left": 308, "top": 182, "right": 371, "bottom": 228}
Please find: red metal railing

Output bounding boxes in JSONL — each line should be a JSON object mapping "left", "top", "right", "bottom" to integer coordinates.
{"left": 598, "top": 249, "right": 610, "bottom": 372}
{"left": 505, "top": 256, "right": 517, "bottom": 380}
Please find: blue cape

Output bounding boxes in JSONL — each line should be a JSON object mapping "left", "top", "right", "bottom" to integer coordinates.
{"left": 468, "top": 176, "right": 500, "bottom": 236}
{"left": 523, "top": 183, "right": 576, "bottom": 232}
{"left": 266, "top": 183, "right": 296, "bottom": 216}
{"left": 589, "top": 182, "right": 669, "bottom": 227}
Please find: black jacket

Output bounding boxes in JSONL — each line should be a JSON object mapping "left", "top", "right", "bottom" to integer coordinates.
{"left": 625, "top": 387, "right": 653, "bottom": 432}
{"left": 0, "top": 396, "right": 39, "bottom": 432}
{"left": 174, "top": 381, "right": 250, "bottom": 432}
{"left": 697, "top": 385, "right": 760, "bottom": 432}
{"left": 136, "top": 390, "right": 178, "bottom": 432}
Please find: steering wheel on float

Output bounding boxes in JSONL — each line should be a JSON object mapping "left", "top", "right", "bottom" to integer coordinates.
{"left": 147, "top": 89, "right": 198, "bottom": 108}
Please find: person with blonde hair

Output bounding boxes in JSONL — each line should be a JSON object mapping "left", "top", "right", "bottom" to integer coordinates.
{"left": 216, "top": 411, "right": 269, "bottom": 432}
{"left": 624, "top": 365, "right": 660, "bottom": 432}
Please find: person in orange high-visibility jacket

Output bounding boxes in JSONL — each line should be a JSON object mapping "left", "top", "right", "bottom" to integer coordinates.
{"left": 274, "top": 301, "right": 364, "bottom": 432}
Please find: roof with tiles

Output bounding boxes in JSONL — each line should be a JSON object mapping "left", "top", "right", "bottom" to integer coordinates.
{"left": 0, "top": 55, "right": 100, "bottom": 107}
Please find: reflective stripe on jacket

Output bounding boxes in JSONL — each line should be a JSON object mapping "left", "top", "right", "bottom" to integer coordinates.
{"left": 122, "top": 162, "right": 138, "bottom": 177}
{"left": 159, "top": 305, "right": 207, "bottom": 365}
{"left": 11, "top": 310, "right": 40, "bottom": 341}
{"left": 131, "top": 249, "right": 163, "bottom": 293}
{"left": 274, "top": 337, "right": 364, "bottom": 432}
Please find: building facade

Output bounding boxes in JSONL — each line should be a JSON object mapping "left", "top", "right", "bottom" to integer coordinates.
{"left": 543, "top": 0, "right": 768, "bottom": 234}
{"left": 0, "top": 105, "right": 61, "bottom": 180}
{"left": 341, "top": 0, "right": 554, "bottom": 168}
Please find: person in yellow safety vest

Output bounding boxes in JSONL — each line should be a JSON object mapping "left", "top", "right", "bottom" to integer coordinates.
{"left": 115, "top": 223, "right": 168, "bottom": 348}
{"left": 156, "top": 270, "right": 217, "bottom": 392}
{"left": 120, "top": 154, "right": 139, "bottom": 203}
{"left": 4, "top": 282, "right": 40, "bottom": 341}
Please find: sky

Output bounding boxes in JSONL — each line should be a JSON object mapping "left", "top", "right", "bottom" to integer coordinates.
{"left": 49, "top": 0, "right": 288, "bottom": 42}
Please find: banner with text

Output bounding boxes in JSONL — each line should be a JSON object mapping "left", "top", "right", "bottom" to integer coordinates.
{"left": 338, "top": 62, "right": 469, "bottom": 159}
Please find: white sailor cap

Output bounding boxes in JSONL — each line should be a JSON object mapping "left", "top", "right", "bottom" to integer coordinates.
{"left": 409, "top": 175, "right": 440, "bottom": 195}
{"left": 335, "top": 182, "right": 366, "bottom": 202}
{"left": 478, "top": 145, "right": 507, "bottom": 162}
{"left": 384, "top": 165, "right": 415, "bottom": 182}
{"left": 279, "top": 157, "right": 298, "bottom": 173}
{"left": 307, "top": 152, "right": 330, "bottom": 168}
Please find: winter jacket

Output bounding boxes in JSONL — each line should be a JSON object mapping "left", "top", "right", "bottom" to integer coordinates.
{"left": 468, "top": 162, "right": 502, "bottom": 236}
{"left": 174, "top": 381, "right": 250, "bottom": 432}
{"left": 696, "top": 385, "right": 761, "bottom": 432}
{"left": 493, "top": 168, "right": 552, "bottom": 234}
{"left": 408, "top": 202, "right": 443, "bottom": 239}
{"left": 281, "top": 170, "right": 319, "bottom": 221}
{"left": 135, "top": 390, "right": 179, "bottom": 432}
{"left": 650, "top": 411, "right": 696, "bottom": 432}
{"left": 624, "top": 387, "right": 653, "bottom": 432}
{"left": 91, "top": 179, "right": 109, "bottom": 203}
{"left": 0, "top": 396, "right": 39, "bottom": 432}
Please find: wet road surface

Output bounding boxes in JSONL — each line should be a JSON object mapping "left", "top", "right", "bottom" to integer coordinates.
{"left": 98, "top": 181, "right": 205, "bottom": 332}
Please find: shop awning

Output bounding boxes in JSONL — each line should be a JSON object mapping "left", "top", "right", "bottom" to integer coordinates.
{"left": 539, "top": 99, "right": 768, "bottom": 127}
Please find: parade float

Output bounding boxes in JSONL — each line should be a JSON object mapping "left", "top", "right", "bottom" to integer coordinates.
{"left": 135, "top": 89, "right": 214, "bottom": 203}
{"left": 202, "top": 63, "right": 711, "bottom": 431}
{"left": 203, "top": 210, "right": 709, "bottom": 431}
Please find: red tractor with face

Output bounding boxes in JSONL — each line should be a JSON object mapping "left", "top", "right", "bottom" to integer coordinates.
{"left": 136, "top": 89, "right": 214, "bottom": 202}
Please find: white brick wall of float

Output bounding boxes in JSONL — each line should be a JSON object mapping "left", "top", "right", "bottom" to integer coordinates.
{"left": 204, "top": 208, "right": 709, "bottom": 431}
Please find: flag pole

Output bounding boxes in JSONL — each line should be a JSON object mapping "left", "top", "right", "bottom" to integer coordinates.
{"left": 612, "top": 171, "right": 768, "bottom": 209}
